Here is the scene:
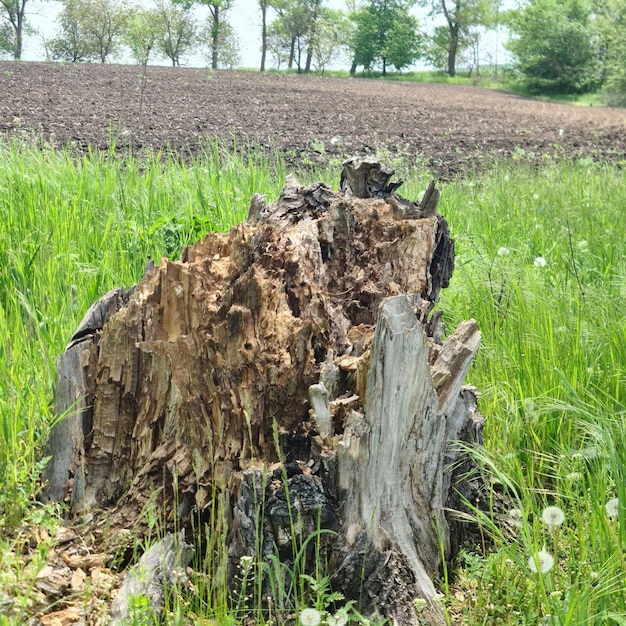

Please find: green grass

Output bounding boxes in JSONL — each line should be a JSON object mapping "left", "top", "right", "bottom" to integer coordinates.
{"left": 432, "top": 161, "right": 626, "bottom": 624}
{"left": 0, "top": 140, "right": 624, "bottom": 624}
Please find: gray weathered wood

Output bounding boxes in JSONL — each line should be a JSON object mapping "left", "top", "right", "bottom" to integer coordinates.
{"left": 110, "top": 532, "right": 194, "bottom": 625}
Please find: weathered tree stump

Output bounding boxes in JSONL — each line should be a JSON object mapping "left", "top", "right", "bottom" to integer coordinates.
{"left": 43, "top": 156, "right": 483, "bottom": 625}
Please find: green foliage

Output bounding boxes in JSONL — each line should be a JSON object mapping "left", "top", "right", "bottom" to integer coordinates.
{"left": 309, "top": 7, "right": 351, "bottom": 73}
{"left": 0, "top": 0, "right": 37, "bottom": 59}
{"left": 201, "top": 19, "right": 240, "bottom": 69}
{"left": 505, "top": 0, "right": 601, "bottom": 94}
{"left": 48, "top": 0, "right": 96, "bottom": 61}
{"left": 349, "top": 0, "right": 422, "bottom": 75}
{"left": 153, "top": 0, "right": 197, "bottom": 67}
{"left": 49, "top": 0, "right": 129, "bottom": 63}
{"left": 184, "top": 0, "right": 235, "bottom": 69}
{"left": 267, "top": 0, "right": 325, "bottom": 72}
{"left": 123, "top": 7, "right": 161, "bottom": 65}
{"left": 418, "top": 0, "right": 502, "bottom": 76}
{"left": 0, "top": 20, "right": 14, "bottom": 58}
{"left": 593, "top": 0, "right": 626, "bottom": 105}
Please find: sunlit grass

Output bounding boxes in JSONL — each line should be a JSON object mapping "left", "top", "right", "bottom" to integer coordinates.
{"left": 431, "top": 160, "right": 626, "bottom": 624}
{"left": 0, "top": 141, "right": 624, "bottom": 624}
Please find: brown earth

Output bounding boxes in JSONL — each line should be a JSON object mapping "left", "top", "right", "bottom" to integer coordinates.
{"left": 1, "top": 61, "right": 626, "bottom": 178}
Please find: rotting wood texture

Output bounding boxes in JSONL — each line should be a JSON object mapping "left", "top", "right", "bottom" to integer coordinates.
{"left": 43, "top": 156, "right": 483, "bottom": 625}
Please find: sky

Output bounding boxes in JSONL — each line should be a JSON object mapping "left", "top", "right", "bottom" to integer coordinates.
{"left": 22, "top": 0, "right": 510, "bottom": 70}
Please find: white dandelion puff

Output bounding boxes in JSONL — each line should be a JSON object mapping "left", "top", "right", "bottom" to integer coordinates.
{"left": 327, "top": 610, "right": 349, "bottom": 626}
{"left": 299, "top": 608, "right": 322, "bottom": 626}
{"left": 528, "top": 550, "right": 554, "bottom": 574}
{"left": 541, "top": 506, "right": 565, "bottom": 529}
{"left": 534, "top": 256, "right": 547, "bottom": 268}
{"left": 497, "top": 246, "right": 510, "bottom": 256}
{"left": 605, "top": 497, "right": 619, "bottom": 519}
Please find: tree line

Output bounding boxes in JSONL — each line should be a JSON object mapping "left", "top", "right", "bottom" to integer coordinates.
{"left": 1, "top": 0, "right": 625, "bottom": 100}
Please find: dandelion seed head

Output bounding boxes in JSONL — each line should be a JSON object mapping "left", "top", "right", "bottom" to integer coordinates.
{"left": 605, "top": 497, "right": 619, "bottom": 518}
{"left": 299, "top": 608, "right": 322, "bottom": 626}
{"left": 541, "top": 505, "right": 565, "bottom": 528}
{"left": 533, "top": 193, "right": 540, "bottom": 200}
{"left": 327, "top": 610, "right": 349, "bottom": 626}
{"left": 528, "top": 550, "right": 554, "bottom": 574}
{"left": 534, "top": 256, "right": 547, "bottom": 267}
{"left": 497, "top": 246, "right": 510, "bottom": 256}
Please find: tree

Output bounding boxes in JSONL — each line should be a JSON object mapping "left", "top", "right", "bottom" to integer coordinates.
{"left": 82, "top": 0, "right": 129, "bottom": 63}
{"left": 349, "top": 0, "right": 422, "bottom": 76}
{"left": 154, "top": 0, "right": 197, "bottom": 66}
{"left": 48, "top": 0, "right": 128, "bottom": 63}
{"left": 266, "top": 17, "right": 291, "bottom": 67}
{"left": 0, "top": 0, "right": 28, "bottom": 58}
{"left": 202, "top": 17, "right": 240, "bottom": 67}
{"left": 259, "top": 0, "right": 269, "bottom": 70}
{"left": 48, "top": 0, "right": 96, "bottom": 61}
{"left": 310, "top": 7, "right": 350, "bottom": 72}
{"left": 505, "top": 0, "right": 600, "bottom": 93}
{"left": 270, "top": 0, "right": 325, "bottom": 72}
{"left": 592, "top": 0, "right": 626, "bottom": 103}
{"left": 419, "top": 0, "right": 498, "bottom": 76}
{"left": 205, "top": 0, "right": 234, "bottom": 69}
{"left": 123, "top": 6, "right": 160, "bottom": 65}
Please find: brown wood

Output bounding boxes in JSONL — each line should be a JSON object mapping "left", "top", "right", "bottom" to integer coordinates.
{"left": 43, "top": 158, "right": 483, "bottom": 624}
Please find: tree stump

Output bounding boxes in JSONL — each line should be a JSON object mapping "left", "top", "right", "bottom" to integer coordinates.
{"left": 43, "top": 156, "right": 483, "bottom": 625}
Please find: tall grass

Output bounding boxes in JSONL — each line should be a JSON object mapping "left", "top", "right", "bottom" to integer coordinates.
{"left": 0, "top": 140, "right": 624, "bottom": 624}
{"left": 430, "top": 160, "right": 626, "bottom": 624}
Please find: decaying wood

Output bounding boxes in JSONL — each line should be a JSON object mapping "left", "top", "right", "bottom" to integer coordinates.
{"left": 110, "top": 532, "right": 193, "bottom": 625}
{"left": 42, "top": 157, "right": 483, "bottom": 625}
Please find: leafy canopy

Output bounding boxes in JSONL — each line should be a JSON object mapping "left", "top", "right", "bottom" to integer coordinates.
{"left": 349, "top": 0, "right": 422, "bottom": 74}
{"left": 505, "top": 0, "right": 600, "bottom": 93}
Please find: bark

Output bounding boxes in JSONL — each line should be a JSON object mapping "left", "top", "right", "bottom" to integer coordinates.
{"left": 43, "top": 157, "right": 483, "bottom": 625}
{"left": 260, "top": 0, "right": 267, "bottom": 71}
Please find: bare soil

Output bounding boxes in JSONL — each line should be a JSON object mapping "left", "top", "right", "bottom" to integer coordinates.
{"left": 1, "top": 61, "right": 626, "bottom": 178}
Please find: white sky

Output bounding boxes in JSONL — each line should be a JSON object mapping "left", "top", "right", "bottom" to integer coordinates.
{"left": 22, "top": 0, "right": 510, "bottom": 70}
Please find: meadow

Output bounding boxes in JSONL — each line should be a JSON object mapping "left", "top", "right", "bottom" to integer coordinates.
{"left": 0, "top": 137, "right": 624, "bottom": 625}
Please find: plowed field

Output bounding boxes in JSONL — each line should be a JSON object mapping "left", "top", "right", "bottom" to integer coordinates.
{"left": 2, "top": 61, "right": 625, "bottom": 178}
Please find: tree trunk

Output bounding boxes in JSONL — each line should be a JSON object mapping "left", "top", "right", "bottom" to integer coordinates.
{"left": 260, "top": 1, "right": 267, "bottom": 71}
{"left": 288, "top": 35, "right": 296, "bottom": 69}
{"left": 211, "top": 4, "right": 220, "bottom": 70}
{"left": 43, "top": 157, "right": 484, "bottom": 625}
{"left": 447, "top": 24, "right": 458, "bottom": 77}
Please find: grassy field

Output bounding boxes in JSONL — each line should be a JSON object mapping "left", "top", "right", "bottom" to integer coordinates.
{"left": 0, "top": 138, "right": 624, "bottom": 625}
